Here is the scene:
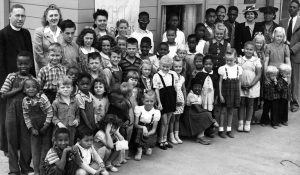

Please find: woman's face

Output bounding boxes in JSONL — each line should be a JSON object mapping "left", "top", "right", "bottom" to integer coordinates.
{"left": 217, "top": 8, "right": 226, "bottom": 21}
{"left": 117, "top": 22, "right": 128, "bottom": 36}
{"left": 95, "top": 15, "right": 107, "bottom": 31}
{"left": 46, "top": 9, "right": 60, "bottom": 26}
{"left": 264, "top": 13, "right": 274, "bottom": 22}
{"left": 245, "top": 11, "right": 256, "bottom": 22}
{"left": 102, "top": 40, "right": 111, "bottom": 55}
{"left": 83, "top": 33, "right": 94, "bottom": 47}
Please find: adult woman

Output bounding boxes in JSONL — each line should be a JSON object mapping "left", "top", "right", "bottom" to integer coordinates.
{"left": 93, "top": 9, "right": 115, "bottom": 39}
{"left": 257, "top": 6, "right": 279, "bottom": 44}
{"left": 33, "top": 4, "right": 63, "bottom": 74}
{"left": 235, "top": 5, "right": 263, "bottom": 56}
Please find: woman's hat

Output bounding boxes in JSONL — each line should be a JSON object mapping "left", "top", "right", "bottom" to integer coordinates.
{"left": 259, "top": 6, "right": 279, "bottom": 14}
{"left": 242, "top": 5, "right": 259, "bottom": 13}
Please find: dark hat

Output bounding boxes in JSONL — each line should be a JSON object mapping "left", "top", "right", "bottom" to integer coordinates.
{"left": 259, "top": 6, "right": 278, "bottom": 14}
{"left": 243, "top": 5, "right": 259, "bottom": 13}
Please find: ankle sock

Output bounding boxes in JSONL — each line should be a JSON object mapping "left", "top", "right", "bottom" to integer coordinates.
{"left": 219, "top": 127, "right": 224, "bottom": 132}
{"left": 227, "top": 126, "right": 231, "bottom": 131}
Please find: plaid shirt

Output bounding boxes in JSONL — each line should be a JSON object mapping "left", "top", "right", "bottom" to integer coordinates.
{"left": 37, "top": 63, "right": 67, "bottom": 90}
{"left": 263, "top": 80, "right": 280, "bottom": 101}
{"left": 276, "top": 76, "right": 290, "bottom": 100}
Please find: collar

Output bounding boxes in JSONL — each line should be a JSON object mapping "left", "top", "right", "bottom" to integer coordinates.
{"left": 78, "top": 90, "right": 93, "bottom": 100}
{"left": 290, "top": 15, "right": 298, "bottom": 20}
{"left": 10, "top": 24, "right": 21, "bottom": 31}
{"left": 48, "top": 63, "right": 63, "bottom": 70}
{"left": 142, "top": 75, "right": 150, "bottom": 79}
{"left": 80, "top": 47, "right": 95, "bottom": 55}
{"left": 202, "top": 69, "right": 213, "bottom": 74}
{"left": 136, "top": 27, "right": 150, "bottom": 34}
{"left": 158, "top": 70, "right": 171, "bottom": 77}
{"left": 242, "top": 56, "right": 257, "bottom": 62}
{"left": 245, "top": 22, "right": 255, "bottom": 27}
{"left": 212, "top": 39, "right": 224, "bottom": 45}
{"left": 44, "top": 26, "right": 61, "bottom": 38}
{"left": 205, "top": 23, "right": 214, "bottom": 29}
{"left": 57, "top": 94, "right": 75, "bottom": 104}
{"left": 24, "top": 93, "right": 43, "bottom": 102}
{"left": 61, "top": 39, "right": 75, "bottom": 47}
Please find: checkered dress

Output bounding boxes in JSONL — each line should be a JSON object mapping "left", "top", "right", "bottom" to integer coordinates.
{"left": 221, "top": 67, "right": 241, "bottom": 108}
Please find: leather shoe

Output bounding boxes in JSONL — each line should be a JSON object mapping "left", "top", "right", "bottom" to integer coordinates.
{"left": 218, "top": 131, "right": 226, "bottom": 138}
{"left": 196, "top": 137, "right": 211, "bottom": 145}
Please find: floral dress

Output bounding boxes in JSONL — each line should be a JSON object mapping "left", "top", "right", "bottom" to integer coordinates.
{"left": 174, "top": 75, "right": 185, "bottom": 115}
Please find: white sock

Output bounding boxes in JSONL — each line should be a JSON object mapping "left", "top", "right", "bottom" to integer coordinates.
{"left": 245, "top": 121, "right": 251, "bottom": 125}
{"left": 227, "top": 126, "right": 231, "bottom": 131}
{"left": 219, "top": 127, "right": 224, "bottom": 131}
{"left": 239, "top": 120, "right": 244, "bottom": 125}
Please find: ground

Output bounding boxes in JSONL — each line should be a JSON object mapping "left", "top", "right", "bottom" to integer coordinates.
{"left": 0, "top": 110, "right": 299, "bottom": 175}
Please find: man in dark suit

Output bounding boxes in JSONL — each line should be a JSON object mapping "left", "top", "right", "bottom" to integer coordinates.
{"left": 224, "top": 6, "right": 239, "bottom": 48}
{"left": 0, "top": 4, "right": 34, "bottom": 174}
{"left": 280, "top": 0, "right": 300, "bottom": 113}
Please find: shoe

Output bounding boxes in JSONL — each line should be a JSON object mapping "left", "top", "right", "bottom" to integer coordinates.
{"left": 120, "top": 159, "right": 127, "bottom": 164}
{"left": 226, "top": 131, "right": 234, "bottom": 138}
{"left": 174, "top": 132, "right": 183, "bottom": 144}
{"left": 145, "top": 148, "right": 152, "bottom": 155}
{"left": 282, "top": 122, "right": 288, "bottom": 126}
{"left": 106, "top": 164, "right": 118, "bottom": 172}
{"left": 157, "top": 142, "right": 167, "bottom": 150}
{"left": 244, "top": 124, "right": 250, "bottom": 132}
{"left": 100, "top": 169, "right": 109, "bottom": 175}
{"left": 237, "top": 123, "right": 244, "bottom": 132}
{"left": 278, "top": 123, "right": 282, "bottom": 127}
{"left": 206, "top": 133, "right": 215, "bottom": 138}
{"left": 169, "top": 133, "right": 178, "bottom": 144}
{"left": 113, "top": 161, "right": 122, "bottom": 167}
{"left": 196, "top": 137, "right": 211, "bottom": 145}
{"left": 291, "top": 106, "right": 298, "bottom": 112}
{"left": 134, "top": 148, "right": 142, "bottom": 161}
{"left": 272, "top": 125, "right": 278, "bottom": 129}
{"left": 164, "top": 142, "right": 173, "bottom": 148}
{"left": 218, "top": 131, "right": 226, "bottom": 138}
{"left": 260, "top": 123, "right": 266, "bottom": 127}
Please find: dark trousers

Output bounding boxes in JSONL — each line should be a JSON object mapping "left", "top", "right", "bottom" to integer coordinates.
{"left": 260, "top": 99, "right": 280, "bottom": 126}
{"left": 44, "top": 90, "right": 57, "bottom": 103}
{"left": 279, "top": 99, "right": 288, "bottom": 123}
{"left": 0, "top": 98, "right": 7, "bottom": 153}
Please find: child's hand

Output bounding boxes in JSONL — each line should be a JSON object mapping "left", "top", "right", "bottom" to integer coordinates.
{"left": 57, "top": 122, "right": 67, "bottom": 128}
{"left": 63, "top": 146, "right": 73, "bottom": 153}
{"left": 142, "top": 126, "right": 149, "bottom": 136}
{"left": 157, "top": 103, "right": 163, "bottom": 111}
{"left": 30, "top": 128, "right": 39, "bottom": 136}
{"left": 39, "top": 123, "right": 49, "bottom": 135}
{"left": 72, "top": 120, "right": 79, "bottom": 127}
{"left": 105, "top": 123, "right": 112, "bottom": 133}
{"left": 220, "top": 95, "right": 225, "bottom": 103}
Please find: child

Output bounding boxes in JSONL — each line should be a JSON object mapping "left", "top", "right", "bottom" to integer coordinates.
{"left": 119, "top": 38, "right": 143, "bottom": 80}
{"left": 38, "top": 43, "right": 67, "bottom": 103}
{"left": 22, "top": 78, "right": 53, "bottom": 174}
{"left": 44, "top": 128, "right": 80, "bottom": 175}
{"left": 132, "top": 91, "right": 161, "bottom": 160}
{"left": 0, "top": 51, "right": 34, "bottom": 174}
{"left": 277, "top": 64, "right": 291, "bottom": 126}
{"left": 94, "top": 114, "right": 124, "bottom": 172}
{"left": 156, "top": 42, "right": 170, "bottom": 60}
{"left": 52, "top": 76, "right": 80, "bottom": 145}
{"left": 237, "top": 41, "right": 262, "bottom": 132}
{"left": 260, "top": 66, "right": 280, "bottom": 128}
{"left": 116, "top": 19, "right": 130, "bottom": 38}
{"left": 116, "top": 36, "right": 127, "bottom": 58}
{"left": 103, "top": 46, "right": 123, "bottom": 88}
{"left": 138, "top": 60, "right": 153, "bottom": 94}
{"left": 76, "top": 73, "right": 97, "bottom": 134}
{"left": 265, "top": 27, "right": 291, "bottom": 69}
{"left": 176, "top": 46, "right": 192, "bottom": 88}
{"left": 74, "top": 129, "right": 109, "bottom": 175}
{"left": 192, "top": 53, "right": 204, "bottom": 78}
{"left": 194, "top": 23, "right": 207, "bottom": 54}
{"left": 153, "top": 55, "right": 178, "bottom": 149}
{"left": 169, "top": 60, "right": 186, "bottom": 144}
{"left": 140, "top": 37, "right": 160, "bottom": 72}
{"left": 218, "top": 49, "right": 242, "bottom": 138}
{"left": 98, "top": 35, "right": 115, "bottom": 68}
{"left": 91, "top": 78, "right": 109, "bottom": 124}
{"left": 67, "top": 66, "right": 80, "bottom": 95}
{"left": 165, "top": 27, "right": 178, "bottom": 58}
{"left": 203, "top": 22, "right": 231, "bottom": 73}
{"left": 186, "top": 34, "right": 199, "bottom": 68}
{"left": 126, "top": 71, "right": 140, "bottom": 113}
{"left": 162, "top": 13, "right": 186, "bottom": 46}
{"left": 88, "top": 52, "right": 104, "bottom": 81}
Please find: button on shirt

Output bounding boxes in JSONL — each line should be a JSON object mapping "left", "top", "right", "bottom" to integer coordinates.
{"left": 131, "top": 28, "right": 154, "bottom": 54}
{"left": 61, "top": 40, "right": 79, "bottom": 67}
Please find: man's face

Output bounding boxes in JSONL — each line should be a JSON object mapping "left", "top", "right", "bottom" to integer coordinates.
{"left": 289, "top": 2, "right": 300, "bottom": 17}
{"left": 228, "top": 10, "right": 238, "bottom": 23}
{"left": 206, "top": 12, "right": 216, "bottom": 26}
{"left": 9, "top": 8, "right": 26, "bottom": 29}
{"left": 138, "top": 15, "right": 150, "bottom": 30}
{"left": 62, "top": 27, "right": 75, "bottom": 43}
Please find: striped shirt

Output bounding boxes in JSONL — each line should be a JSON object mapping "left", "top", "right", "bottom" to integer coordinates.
{"left": 119, "top": 55, "right": 142, "bottom": 80}
{"left": 37, "top": 63, "right": 67, "bottom": 90}
{"left": 0, "top": 72, "right": 34, "bottom": 93}
{"left": 45, "top": 148, "right": 60, "bottom": 165}
{"left": 22, "top": 93, "right": 53, "bottom": 129}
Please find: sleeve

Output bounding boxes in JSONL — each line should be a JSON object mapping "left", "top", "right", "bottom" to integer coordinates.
{"left": 150, "top": 33, "right": 155, "bottom": 54}
{"left": 76, "top": 94, "right": 85, "bottom": 109}
{"left": 0, "top": 30, "right": 7, "bottom": 81}
{"left": 162, "top": 32, "right": 167, "bottom": 42}
{"left": 218, "top": 66, "right": 225, "bottom": 76}
{"left": 290, "top": 30, "right": 300, "bottom": 55}
{"left": 41, "top": 94, "right": 53, "bottom": 124}
{"left": 91, "top": 145, "right": 104, "bottom": 165}
{"left": 234, "top": 23, "right": 243, "bottom": 56}
{"left": 152, "top": 73, "right": 162, "bottom": 89}
{"left": 102, "top": 68, "right": 112, "bottom": 87}
{"left": 33, "top": 28, "right": 47, "bottom": 69}
{"left": 255, "top": 58, "right": 262, "bottom": 68}
{"left": 22, "top": 98, "right": 32, "bottom": 129}
{"left": 202, "top": 41, "right": 210, "bottom": 55}
{"left": 37, "top": 67, "right": 46, "bottom": 88}
{"left": 44, "top": 148, "right": 60, "bottom": 165}
{"left": 52, "top": 100, "right": 59, "bottom": 125}
{"left": 284, "top": 44, "right": 291, "bottom": 58}
{"left": 134, "top": 106, "right": 142, "bottom": 118}
{"left": 0, "top": 73, "right": 14, "bottom": 94}
{"left": 153, "top": 109, "right": 161, "bottom": 121}
{"left": 75, "top": 98, "right": 81, "bottom": 122}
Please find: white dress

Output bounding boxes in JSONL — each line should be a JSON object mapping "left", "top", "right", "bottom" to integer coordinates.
{"left": 201, "top": 71, "right": 215, "bottom": 111}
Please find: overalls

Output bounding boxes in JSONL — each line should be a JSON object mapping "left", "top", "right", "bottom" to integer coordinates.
{"left": 158, "top": 74, "right": 177, "bottom": 114}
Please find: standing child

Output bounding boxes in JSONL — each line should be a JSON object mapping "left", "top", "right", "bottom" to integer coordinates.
{"left": 76, "top": 73, "right": 97, "bottom": 134}
{"left": 0, "top": 51, "right": 34, "bottom": 174}
{"left": 116, "top": 19, "right": 130, "bottom": 38}
{"left": 132, "top": 91, "right": 161, "bottom": 160}
{"left": 162, "top": 13, "right": 185, "bottom": 46}
{"left": 91, "top": 78, "right": 109, "bottom": 124}
{"left": 67, "top": 66, "right": 80, "bottom": 95}
{"left": 98, "top": 35, "right": 115, "bottom": 68}
{"left": 153, "top": 55, "right": 178, "bottom": 149}
{"left": 38, "top": 43, "right": 67, "bottom": 103}
{"left": 140, "top": 37, "right": 160, "bottom": 72}
{"left": 87, "top": 52, "right": 104, "bottom": 81}
{"left": 176, "top": 46, "right": 192, "bottom": 91}
{"left": 186, "top": 34, "right": 199, "bottom": 69}
{"left": 22, "top": 78, "right": 53, "bottom": 175}
{"left": 52, "top": 76, "right": 80, "bottom": 145}
{"left": 156, "top": 42, "right": 170, "bottom": 60}
{"left": 116, "top": 36, "right": 127, "bottom": 58}
{"left": 126, "top": 71, "right": 141, "bottom": 115}
{"left": 192, "top": 53, "right": 204, "bottom": 78}
{"left": 169, "top": 60, "right": 186, "bottom": 144}
{"left": 165, "top": 27, "right": 178, "bottom": 58}
{"left": 139, "top": 60, "right": 153, "bottom": 93}
{"left": 194, "top": 23, "right": 207, "bottom": 54}
{"left": 237, "top": 41, "right": 262, "bottom": 132}
{"left": 218, "top": 49, "right": 242, "bottom": 138}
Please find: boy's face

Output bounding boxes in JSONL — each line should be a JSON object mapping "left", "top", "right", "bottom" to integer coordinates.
{"left": 158, "top": 44, "right": 169, "bottom": 56}
{"left": 169, "top": 16, "right": 179, "bottom": 28}
{"left": 244, "top": 44, "right": 255, "bottom": 58}
{"left": 140, "top": 42, "right": 151, "bottom": 56}
{"left": 83, "top": 33, "right": 94, "bottom": 47}
{"left": 138, "top": 14, "right": 150, "bottom": 30}
{"left": 206, "top": 12, "right": 217, "bottom": 25}
{"left": 58, "top": 84, "right": 73, "bottom": 97}
{"left": 177, "top": 50, "right": 187, "bottom": 59}
{"left": 226, "top": 55, "right": 236, "bottom": 66}
{"left": 101, "top": 40, "right": 111, "bottom": 55}
{"left": 79, "top": 135, "right": 93, "bottom": 149}
{"left": 17, "top": 56, "right": 32, "bottom": 75}
{"left": 142, "top": 64, "right": 152, "bottom": 77}
{"left": 144, "top": 96, "right": 155, "bottom": 111}
{"left": 215, "top": 29, "right": 225, "bottom": 41}
{"left": 94, "top": 82, "right": 105, "bottom": 96}
{"left": 160, "top": 63, "right": 171, "bottom": 73}
{"left": 62, "top": 27, "right": 75, "bottom": 44}
{"left": 188, "top": 37, "right": 197, "bottom": 51}
{"left": 110, "top": 52, "right": 121, "bottom": 66}
{"left": 128, "top": 78, "right": 138, "bottom": 88}
{"left": 117, "top": 40, "right": 127, "bottom": 52}
{"left": 78, "top": 77, "right": 91, "bottom": 94}
{"left": 217, "top": 8, "right": 226, "bottom": 21}
{"left": 204, "top": 59, "right": 213, "bottom": 72}
{"left": 24, "top": 80, "right": 38, "bottom": 97}
{"left": 166, "top": 30, "right": 176, "bottom": 43}
{"left": 192, "top": 84, "right": 202, "bottom": 95}
{"left": 195, "top": 26, "right": 206, "bottom": 39}
{"left": 67, "top": 68, "right": 79, "bottom": 83}
{"left": 126, "top": 43, "right": 138, "bottom": 57}
{"left": 89, "top": 58, "right": 101, "bottom": 72}
{"left": 55, "top": 133, "right": 70, "bottom": 150}
{"left": 194, "top": 56, "right": 203, "bottom": 70}
{"left": 49, "top": 50, "right": 62, "bottom": 66}
{"left": 228, "top": 9, "right": 238, "bottom": 23}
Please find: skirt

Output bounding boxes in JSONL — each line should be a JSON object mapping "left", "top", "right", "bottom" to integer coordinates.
{"left": 131, "top": 126, "right": 157, "bottom": 149}
{"left": 221, "top": 79, "right": 240, "bottom": 108}
{"left": 160, "top": 86, "right": 177, "bottom": 114}
{"left": 180, "top": 106, "right": 214, "bottom": 137}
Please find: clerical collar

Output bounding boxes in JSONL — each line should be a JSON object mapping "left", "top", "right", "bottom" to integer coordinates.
{"left": 10, "top": 24, "right": 21, "bottom": 31}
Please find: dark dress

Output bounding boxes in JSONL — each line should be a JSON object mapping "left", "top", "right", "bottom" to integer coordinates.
{"left": 208, "top": 40, "right": 229, "bottom": 73}
{"left": 256, "top": 21, "right": 279, "bottom": 44}
{"left": 158, "top": 74, "right": 177, "bottom": 114}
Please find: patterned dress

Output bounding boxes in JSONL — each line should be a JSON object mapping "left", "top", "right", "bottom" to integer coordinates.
{"left": 174, "top": 75, "right": 185, "bottom": 115}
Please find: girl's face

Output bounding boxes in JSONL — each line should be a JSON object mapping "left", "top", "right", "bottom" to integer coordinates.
{"left": 194, "top": 56, "right": 203, "bottom": 70}
{"left": 89, "top": 58, "right": 101, "bottom": 72}
{"left": 79, "top": 135, "right": 93, "bottom": 149}
{"left": 117, "top": 40, "right": 127, "bottom": 53}
{"left": 102, "top": 40, "right": 111, "bottom": 55}
{"left": 244, "top": 44, "right": 255, "bottom": 58}
{"left": 78, "top": 77, "right": 91, "bottom": 94}
{"left": 188, "top": 37, "right": 197, "bottom": 51}
{"left": 226, "top": 55, "right": 236, "bottom": 66}
{"left": 83, "top": 33, "right": 94, "bottom": 47}
{"left": 143, "top": 96, "right": 155, "bottom": 111}
{"left": 55, "top": 133, "right": 70, "bottom": 150}
{"left": 141, "top": 64, "right": 152, "bottom": 77}
{"left": 67, "top": 68, "right": 79, "bottom": 83}
{"left": 215, "top": 29, "right": 225, "bottom": 41}
{"left": 110, "top": 52, "right": 121, "bottom": 66}
{"left": 195, "top": 26, "right": 206, "bottom": 39}
{"left": 169, "top": 16, "right": 179, "bottom": 28}
{"left": 204, "top": 59, "right": 213, "bottom": 73}
{"left": 274, "top": 32, "right": 284, "bottom": 44}
{"left": 158, "top": 45, "right": 169, "bottom": 56}
{"left": 95, "top": 15, "right": 107, "bottom": 31}
{"left": 166, "top": 30, "right": 176, "bottom": 43}
{"left": 58, "top": 84, "right": 73, "bottom": 97}
{"left": 173, "top": 62, "right": 183, "bottom": 74}
{"left": 24, "top": 80, "right": 38, "bottom": 97}
{"left": 128, "top": 78, "right": 138, "bottom": 88}
{"left": 46, "top": 9, "right": 60, "bottom": 26}
{"left": 255, "top": 39, "right": 264, "bottom": 50}
{"left": 94, "top": 82, "right": 105, "bottom": 96}
{"left": 117, "top": 22, "right": 128, "bottom": 36}
{"left": 160, "top": 63, "right": 171, "bottom": 74}
{"left": 192, "top": 84, "right": 202, "bottom": 95}
{"left": 177, "top": 50, "right": 187, "bottom": 59}
{"left": 48, "top": 50, "right": 62, "bottom": 66}
{"left": 17, "top": 56, "right": 31, "bottom": 75}
{"left": 217, "top": 8, "right": 226, "bottom": 21}
{"left": 245, "top": 11, "right": 255, "bottom": 22}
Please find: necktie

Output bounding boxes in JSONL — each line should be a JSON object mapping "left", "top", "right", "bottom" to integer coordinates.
{"left": 287, "top": 17, "right": 294, "bottom": 42}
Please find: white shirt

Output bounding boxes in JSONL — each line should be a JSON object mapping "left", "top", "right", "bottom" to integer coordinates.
{"left": 218, "top": 64, "right": 243, "bottom": 79}
{"left": 134, "top": 106, "right": 161, "bottom": 123}
{"left": 80, "top": 47, "right": 95, "bottom": 55}
{"left": 153, "top": 70, "right": 178, "bottom": 89}
{"left": 288, "top": 16, "right": 298, "bottom": 32}
{"left": 44, "top": 26, "right": 61, "bottom": 42}
{"left": 10, "top": 24, "right": 21, "bottom": 31}
{"left": 196, "top": 39, "right": 206, "bottom": 54}
{"left": 131, "top": 28, "right": 154, "bottom": 54}
{"left": 168, "top": 44, "right": 178, "bottom": 58}
{"left": 162, "top": 28, "right": 186, "bottom": 46}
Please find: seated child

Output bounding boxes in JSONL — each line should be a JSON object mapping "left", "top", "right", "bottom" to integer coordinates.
{"left": 88, "top": 52, "right": 104, "bottom": 81}
{"left": 67, "top": 66, "right": 80, "bottom": 95}
{"left": 103, "top": 46, "right": 123, "bottom": 87}
{"left": 140, "top": 37, "right": 160, "bottom": 72}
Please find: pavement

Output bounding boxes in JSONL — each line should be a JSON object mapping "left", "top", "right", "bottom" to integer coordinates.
{"left": 0, "top": 110, "right": 300, "bottom": 175}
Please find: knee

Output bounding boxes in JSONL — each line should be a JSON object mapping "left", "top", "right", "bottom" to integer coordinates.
{"left": 76, "top": 168, "right": 88, "bottom": 175}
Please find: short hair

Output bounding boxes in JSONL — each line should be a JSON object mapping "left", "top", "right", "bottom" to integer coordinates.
{"left": 17, "top": 51, "right": 33, "bottom": 60}
{"left": 140, "top": 59, "right": 153, "bottom": 70}
{"left": 279, "top": 63, "right": 292, "bottom": 73}
{"left": 244, "top": 11, "right": 258, "bottom": 19}
{"left": 116, "top": 19, "right": 129, "bottom": 28}
{"left": 24, "top": 78, "right": 40, "bottom": 92}
{"left": 141, "top": 37, "right": 152, "bottom": 46}
{"left": 194, "top": 23, "right": 206, "bottom": 33}
{"left": 116, "top": 35, "right": 127, "bottom": 43}
{"left": 143, "top": 90, "right": 156, "bottom": 101}
{"left": 93, "top": 9, "right": 108, "bottom": 20}
{"left": 228, "top": 6, "right": 239, "bottom": 13}
{"left": 67, "top": 65, "right": 80, "bottom": 74}
{"left": 48, "top": 42, "right": 63, "bottom": 54}
{"left": 76, "top": 28, "right": 97, "bottom": 47}
{"left": 77, "top": 128, "right": 93, "bottom": 140}
{"left": 57, "top": 75, "right": 73, "bottom": 87}
{"left": 166, "top": 26, "right": 177, "bottom": 34}
{"left": 158, "top": 42, "right": 169, "bottom": 49}
{"left": 160, "top": 55, "right": 173, "bottom": 66}
{"left": 42, "top": 4, "right": 63, "bottom": 27}
{"left": 126, "top": 37, "right": 138, "bottom": 46}
{"left": 290, "top": 0, "right": 300, "bottom": 7}
{"left": 203, "top": 54, "right": 214, "bottom": 64}
{"left": 54, "top": 128, "right": 70, "bottom": 139}
{"left": 194, "top": 53, "right": 204, "bottom": 63}
{"left": 91, "top": 77, "right": 108, "bottom": 96}
{"left": 266, "top": 65, "right": 279, "bottom": 75}
{"left": 216, "top": 5, "right": 226, "bottom": 13}
{"left": 111, "top": 46, "right": 122, "bottom": 55}
{"left": 77, "top": 72, "right": 92, "bottom": 82}
{"left": 244, "top": 41, "right": 255, "bottom": 48}
{"left": 87, "top": 52, "right": 101, "bottom": 63}
{"left": 10, "top": 4, "right": 25, "bottom": 13}
{"left": 187, "top": 34, "right": 197, "bottom": 42}
{"left": 177, "top": 44, "right": 187, "bottom": 52}
{"left": 214, "top": 22, "right": 228, "bottom": 39}
{"left": 173, "top": 59, "right": 183, "bottom": 72}
{"left": 59, "top": 19, "right": 76, "bottom": 32}
{"left": 225, "top": 48, "right": 237, "bottom": 58}
{"left": 139, "top": 11, "right": 149, "bottom": 19}
{"left": 272, "top": 27, "right": 287, "bottom": 43}
{"left": 125, "top": 70, "right": 140, "bottom": 81}
{"left": 97, "top": 35, "right": 115, "bottom": 52}
{"left": 205, "top": 8, "right": 216, "bottom": 17}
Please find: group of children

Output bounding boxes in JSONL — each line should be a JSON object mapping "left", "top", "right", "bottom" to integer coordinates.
{"left": 0, "top": 10, "right": 293, "bottom": 175}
